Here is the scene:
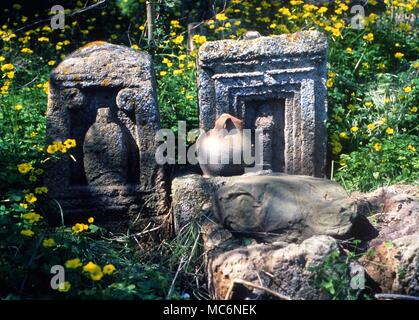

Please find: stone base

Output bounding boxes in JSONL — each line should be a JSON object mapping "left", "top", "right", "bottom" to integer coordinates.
{"left": 207, "top": 234, "right": 338, "bottom": 300}
{"left": 172, "top": 172, "right": 358, "bottom": 242}
{"left": 172, "top": 172, "right": 359, "bottom": 299}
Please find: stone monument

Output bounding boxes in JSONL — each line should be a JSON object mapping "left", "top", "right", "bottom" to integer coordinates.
{"left": 45, "top": 42, "right": 167, "bottom": 220}
{"left": 197, "top": 30, "right": 327, "bottom": 177}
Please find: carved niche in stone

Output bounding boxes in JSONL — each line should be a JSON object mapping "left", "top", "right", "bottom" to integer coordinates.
{"left": 45, "top": 42, "right": 166, "bottom": 218}
{"left": 197, "top": 31, "right": 328, "bottom": 177}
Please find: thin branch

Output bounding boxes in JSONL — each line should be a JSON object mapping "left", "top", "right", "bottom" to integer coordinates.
{"left": 13, "top": 0, "right": 107, "bottom": 34}
{"left": 166, "top": 256, "right": 186, "bottom": 299}
{"left": 225, "top": 278, "right": 292, "bottom": 300}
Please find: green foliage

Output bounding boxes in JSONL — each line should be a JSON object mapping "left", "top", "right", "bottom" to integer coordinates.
{"left": 309, "top": 249, "right": 364, "bottom": 300}
{"left": 336, "top": 135, "right": 419, "bottom": 192}
{"left": 0, "top": 0, "right": 418, "bottom": 299}
{"left": 0, "top": 189, "right": 176, "bottom": 299}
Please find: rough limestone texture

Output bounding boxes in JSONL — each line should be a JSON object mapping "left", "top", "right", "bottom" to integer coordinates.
{"left": 197, "top": 31, "right": 328, "bottom": 177}
{"left": 46, "top": 42, "right": 167, "bottom": 220}
{"left": 172, "top": 172, "right": 357, "bottom": 243}
{"left": 207, "top": 235, "right": 338, "bottom": 300}
{"left": 354, "top": 186, "right": 419, "bottom": 295}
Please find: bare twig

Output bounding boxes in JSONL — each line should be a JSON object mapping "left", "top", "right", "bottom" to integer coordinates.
{"left": 225, "top": 278, "right": 292, "bottom": 300}
{"left": 166, "top": 256, "right": 186, "bottom": 299}
{"left": 13, "top": 0, "right": 107, "bottom": 33}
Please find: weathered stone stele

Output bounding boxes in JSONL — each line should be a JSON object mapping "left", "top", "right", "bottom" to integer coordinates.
{"left": 197, "top": 31, "right": 328, "bottom": 177}
{"left": 46, "top": 42, "right": 167, "bottom": 219}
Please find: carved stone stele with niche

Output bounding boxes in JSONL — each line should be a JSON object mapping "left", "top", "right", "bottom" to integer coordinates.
{"left": 46, "top": 42, "right": 166, "bottom": 220}
{"left": 197, "top": 31, "right": 328, "bottom": 177}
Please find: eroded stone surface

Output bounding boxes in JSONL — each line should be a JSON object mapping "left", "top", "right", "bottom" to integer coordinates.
{"left": 355, "top": 186, "right": 419, "bottom": 295}
{"left": 46, "top": 42, "right": 167, "bottom": 220}
{"left": 208, "top": 235, "right": 338, "bottom": 300}
{"left": 172, "top": 172, "right": 357, "bottom": 243}
{"left": 197, "top": 31, "right": 328, "bottom": 177}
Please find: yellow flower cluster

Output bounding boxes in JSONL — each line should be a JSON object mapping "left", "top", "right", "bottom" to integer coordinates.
{"left": 34, "top": 186, "right": 48, "bottom": 194}
{"left": 83, "top": 261, "right": 116, "bottom": 281}
{"left": 192, "top": 34, "right": 207, "bottom": 45}
{"left": 72, "top": 223, "right": 89, "bottom": 234}
{"left": 47, "top": 139, "right": 77, "bottom": 154}
{"left": 1, "top": 63, "right": 14, "bottom": 80}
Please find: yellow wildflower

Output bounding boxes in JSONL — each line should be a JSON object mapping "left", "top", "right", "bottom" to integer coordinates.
{"left": 58, "top": 281, "right": 71, "bottom": 292}
{"left": 103, "top": 264, "right": 116, "bottom": 275}
{"left": 363, "top": 33, "right": 374, "bottom": 42}
{"left": 90, "top": 268, "right": 104, "bottom": 281}
{"left": 21, "top": 229, "right": 34, "bottom": 237}
{"left": 63, "top": 139, "right": 76, "bottom": 148}
{"left": 407, "top": 144, "right": 416, "bottom": 152}
{"left": 326, "top": 79, "right": 333, "bottom": 88}
{"left": 386, "top": 127, "right": 394, "bottom": 135}
{"left": 373, "top": 143, "right": 382, "bottom": 152}
{"left": 215, "top": 13, "right": 228, "bottom": 21}
{"left": 278, "top": 7, "right": 291, "bottom": 16}
{"left": 21, "top": 48, "right": 33, "bottom": 54}
{"left": 160, "top": 71, "right": 167, "bottom": 76}
{"left": 88, "top": 217, "right": 94, "bottom": 224}
{"left": 339, "top": 132, "right": 348, "bottom": 139}
{"left": 83, "top": 262, "right": 103, "bottom": 281}
{"left": 6, "top": 71, "right": 14, "bottom": 79}
{"left": 1, "top": 63, "right": 14, "bottom": 72}
{"left": 72, "top": 223, "right": 89, "bottom": 234}
{"left": 318, "top": 7, "right": 328, "bottom": 14}
{"left": 65, "top": 258, "right": 82, "bottom": 269}
{"left": 48, "top": 60, "right": 56, "bottom": 66}
{"left": 42, "top": 238, "right": 56, "bottom": 248}
{"left": 193, "top": 34, "right": 207, "bottom": 45}
{"left": 22, "top": 212, "right": 43, "bottom": 223}
{"left": 367, "top": 123, "right": 376, "bottom": 131}
{"left": 170, "top": 20, "right": 180, "bottom": 28}
{"left": 25, "top": 193, "right": 37, "bottom": 203}
{"left": 350, "top": 126, "right": 359, "bottom": 133}
{"left": 43, "top": 81, "right": 49, "bottom": 95}
{"left": 18, "top": 163, "right": 33, "bottom": 174}
{"left": 47, "top": 144, "right": 58, "bottom": 154}
{"left": 394, "top": 52, "right": 404, "bottom": 59}
{"left": 34, "top": 186, "right": 48, "bottom": 194}
{"left": 172, "top": 35, "right": 184, "bottom": 45}
{"left": 404, "top": 86, "right": 412, "bottom": 93}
